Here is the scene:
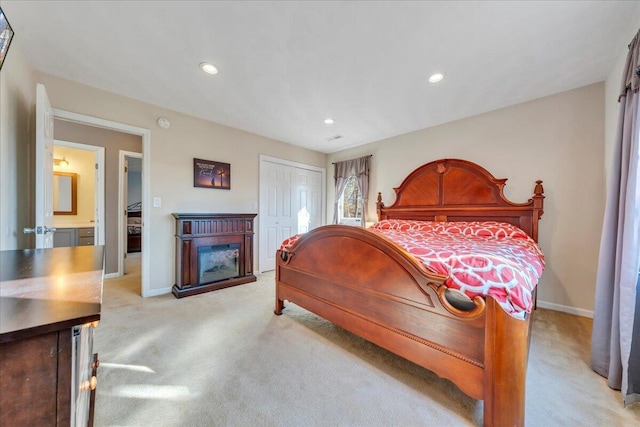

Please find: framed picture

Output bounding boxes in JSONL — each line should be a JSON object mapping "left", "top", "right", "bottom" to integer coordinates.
{"left": 0, "top": 7, "right": 15, "bottom": 71}
{"left": 194, "top": 158, "right": 231, "bottom": 190}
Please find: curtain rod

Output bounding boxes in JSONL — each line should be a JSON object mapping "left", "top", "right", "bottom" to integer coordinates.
{"left": 331, "top": 154, "right": 372, "bottom": 165}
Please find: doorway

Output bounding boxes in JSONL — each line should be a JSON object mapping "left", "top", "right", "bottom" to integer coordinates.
{"left": 52, "top": 140, "right": 105, "bottom": 248}
{"left": 52, "top": 109, "right": 152, "bottom": 297}
{"left": 119, "top": 151, "right": 143, "bottom": 276}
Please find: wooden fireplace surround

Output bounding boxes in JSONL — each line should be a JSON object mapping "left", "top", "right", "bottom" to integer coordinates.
{"left": 172, "top": 213, "right": 257, "bottom": 298}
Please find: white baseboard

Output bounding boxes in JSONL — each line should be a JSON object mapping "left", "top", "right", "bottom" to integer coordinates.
{"left": 144, "top": 286, "right": 172, "bottom": 298}
{"left": 104, "top": 272, "right": 119, "bottom": 279}
{"left": 537, "top": 300, "right": 593, "bottom": 318}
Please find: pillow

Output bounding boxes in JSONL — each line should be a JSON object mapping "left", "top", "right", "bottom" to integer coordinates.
{"left": 369, "top": 219, "right": 529, "bottom": 239}
{"left": 440, "top": 221, "right": 529, "bottom": 239}
{"left": 369, "top": 219, "right": 435, "bottom": 232}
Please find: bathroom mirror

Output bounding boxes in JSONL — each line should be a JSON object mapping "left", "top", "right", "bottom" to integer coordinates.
{"left": 53, "top": 172, "right": 77, "bottom": 215}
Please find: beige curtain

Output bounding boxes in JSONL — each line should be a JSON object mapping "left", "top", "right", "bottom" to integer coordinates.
{"left": 332, "top": 155, "right": 371, "bottom": 225}
{"left": 591, "top": 28, "right": 640, "bottom": 406}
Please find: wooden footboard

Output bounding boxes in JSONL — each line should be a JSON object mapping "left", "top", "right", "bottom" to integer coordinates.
{"left": 275, "top": 225, "right": 531, "bottom": 427}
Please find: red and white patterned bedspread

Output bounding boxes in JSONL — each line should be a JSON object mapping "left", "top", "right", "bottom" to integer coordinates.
{"left": 280, "top": 220, "right": 545, "bottom": 318}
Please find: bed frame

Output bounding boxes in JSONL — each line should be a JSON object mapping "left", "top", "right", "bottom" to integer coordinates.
{"left": 275, "top": 158, "right": 544, "bottom": 426}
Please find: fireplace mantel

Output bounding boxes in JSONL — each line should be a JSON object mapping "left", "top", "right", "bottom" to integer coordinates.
{"left": 172, "top": 213, "right": 257, "bottom": 298}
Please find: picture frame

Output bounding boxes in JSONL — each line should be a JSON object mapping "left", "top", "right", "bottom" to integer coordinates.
{"left": 193, "top": 158, "right": 231, "bottom": 189}
{"left": 0, "top": 7, "right": 15, "bottom": 71}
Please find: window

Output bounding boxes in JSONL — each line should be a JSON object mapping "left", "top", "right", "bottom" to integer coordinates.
{"left": 338, "top": 175, "right": 363, "bottom": 226}
{"left": 332, "top": 155, "right": 371, "bottom": 226}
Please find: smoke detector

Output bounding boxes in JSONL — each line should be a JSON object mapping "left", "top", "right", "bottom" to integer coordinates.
{"left": 156, "top": 117, "right": 171, "bottom": 129}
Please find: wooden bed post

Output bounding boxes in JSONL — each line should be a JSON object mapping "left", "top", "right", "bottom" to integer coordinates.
{"left": 532, "top": 181, "right": 545, "bottom": 240}
{"left": 483, "top": 297, "right": 530, "bottom": 427}
{"left": 376, "top": 192, "right": 386, "bottom": 220}
{"left": 274, "top": 251, "right": 284, "bottom": 315}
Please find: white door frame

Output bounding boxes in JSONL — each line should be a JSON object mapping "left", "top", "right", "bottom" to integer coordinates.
{"left": 258, "top": 155, "right": 326, "bottom": 273}
{"left": 53, "top": 139, "right": 106, "bottom": 247}
{"left": 52, "top": 108, "right": 152, "bottom": 297}
{"left": 119, "top": 150, "right": 143, "bottom": 276}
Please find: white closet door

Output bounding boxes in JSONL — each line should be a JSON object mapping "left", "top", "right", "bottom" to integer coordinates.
{"left": 259, "top": 160, "right": 323, "bottom": 272}
{"left": 294, "top": 168, "right": 322, "bottom": 233}
{"left": 260, "top": 161, "right": 295, "bottom": 272}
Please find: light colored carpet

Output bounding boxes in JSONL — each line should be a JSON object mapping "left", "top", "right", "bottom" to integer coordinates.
{"left": 95, "top": 254, "right": 640, "bottom": 426}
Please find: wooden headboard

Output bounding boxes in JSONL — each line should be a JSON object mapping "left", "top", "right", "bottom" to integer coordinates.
{"left": 376, "top": 159, "right": 544, "bottom": 241}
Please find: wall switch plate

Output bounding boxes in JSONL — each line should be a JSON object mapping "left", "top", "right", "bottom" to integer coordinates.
{"left": 252, "top": 201, "right": 258, "bottom": 210}
{"left": 153, "top": 197, "right": 162, "bottom": 208}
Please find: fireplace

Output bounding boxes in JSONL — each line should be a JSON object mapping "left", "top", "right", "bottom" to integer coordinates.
{"left": 197, "top": 243, "right": 240, "bottom": 285}
{"left": 172, "top": 213, "right": 257, "bottom": 298}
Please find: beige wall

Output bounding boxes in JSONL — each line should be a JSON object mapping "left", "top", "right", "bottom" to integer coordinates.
{"left": 328, "top": 83, "right": 605, "bottom": 315}
{"left": 0, "top": 41, "right": 35, "bottom": 250}
{"left": 54, "top": 120, "right": 142, "bottom": 274}
{"left": 33, "top": 71, "right": 327, "bottom": 293}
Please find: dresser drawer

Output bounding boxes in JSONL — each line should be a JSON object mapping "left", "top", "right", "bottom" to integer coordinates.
{"left": 78, "top": 227, "right": 95, "bottom": 237}
{"left": 78, "top": 236, "right": 95, "bottom": 246}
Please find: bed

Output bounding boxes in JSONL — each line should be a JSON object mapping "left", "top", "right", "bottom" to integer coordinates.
{"left": 127, "top": 202, "right": 142, "bottom": 253}
{"left": 274, "top": 158, "right": 545, "bottom": 427}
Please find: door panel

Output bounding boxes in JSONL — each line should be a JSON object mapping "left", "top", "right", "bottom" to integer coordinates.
{"left": 295, "top": 168, "right": 322, "bottom": 231}
{"left": 260, "top": 162, "right": 295, "bottom": 271}
{"left": 122, "top": 157, "right": 128, "bottom": 274}
{"left": 259, "top": 161, "right": 323, "bottom": 272}
{"left": 34, "top": 84, "right": 55, "bottom": 248}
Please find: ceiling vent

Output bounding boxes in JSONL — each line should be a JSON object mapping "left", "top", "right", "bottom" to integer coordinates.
{"left": 324, "top": 134, "right": 343, "bottom": 142}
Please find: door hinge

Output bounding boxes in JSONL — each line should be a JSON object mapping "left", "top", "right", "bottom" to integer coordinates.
{"left": 95, "top": 163, "right": 98, "bottom": 170}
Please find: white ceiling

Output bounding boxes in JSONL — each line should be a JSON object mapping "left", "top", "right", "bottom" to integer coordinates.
{"left": 3, "top": 1, "right": 639, "bottom": 153}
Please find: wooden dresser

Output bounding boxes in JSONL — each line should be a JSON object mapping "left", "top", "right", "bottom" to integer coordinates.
{"left": 0, "top": 246, "right": 104, "bottom": 427}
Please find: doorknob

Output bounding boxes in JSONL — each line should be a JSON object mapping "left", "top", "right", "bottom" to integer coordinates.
{"left": 23, "top": 226, "right": 57, "bottom": 235}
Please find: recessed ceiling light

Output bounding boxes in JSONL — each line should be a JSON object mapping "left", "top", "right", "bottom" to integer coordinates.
{"left": 324, "top": 118, "right": 334, "bottom": 125}
{"left": 200, "top": 62, "right": 219, "bottom": 75}
{"left": 428, "top": 73, "right": 444, "bottom": 83}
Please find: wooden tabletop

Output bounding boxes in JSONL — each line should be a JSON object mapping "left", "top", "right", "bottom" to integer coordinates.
{"left": 0, "top": 246, "right": 104, "bottom": 344}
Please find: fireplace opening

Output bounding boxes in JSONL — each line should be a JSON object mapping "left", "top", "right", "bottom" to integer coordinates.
{"left": 197, "top": 243, "right": 240, "bottom": 286}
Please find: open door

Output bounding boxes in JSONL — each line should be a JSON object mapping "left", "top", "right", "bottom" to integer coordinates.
{"left": 24, "top": 83, "right": 55, "bottom": 248}
{"left": 122, "top": 157, "right": 128, "bottom": 275}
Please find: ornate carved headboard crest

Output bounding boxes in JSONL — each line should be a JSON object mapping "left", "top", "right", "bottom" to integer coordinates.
{"left": 376, "top": 159, "right": 544, "bottom": 241}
